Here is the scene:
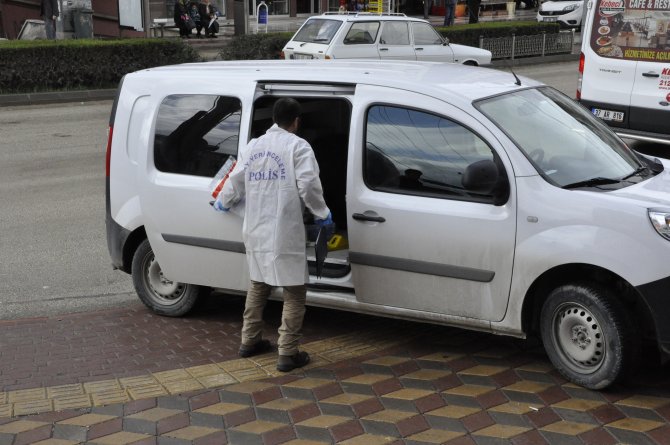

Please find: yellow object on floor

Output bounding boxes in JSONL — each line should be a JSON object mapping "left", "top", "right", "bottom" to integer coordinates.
{"left": 327, "top": 234, "right": 349, "bottom": 251}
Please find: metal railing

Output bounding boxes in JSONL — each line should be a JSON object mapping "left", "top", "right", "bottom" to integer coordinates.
{"left": 479, "top": 30, "right": 574, "bottom": 60}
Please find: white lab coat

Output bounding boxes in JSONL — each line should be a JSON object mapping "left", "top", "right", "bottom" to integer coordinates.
{"left": 220, "top": 124, "right": 330, "bottom": 286}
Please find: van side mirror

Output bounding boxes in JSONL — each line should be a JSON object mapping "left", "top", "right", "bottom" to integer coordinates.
{"left": 462, "top": 159, "right": 498, "bottom": 193}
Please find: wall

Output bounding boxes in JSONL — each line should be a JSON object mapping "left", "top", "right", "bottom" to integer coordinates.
{"left": 0, "top": 0, "right": 145, "bottom": 39}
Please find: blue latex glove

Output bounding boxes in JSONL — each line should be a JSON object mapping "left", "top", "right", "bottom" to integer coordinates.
{"left": 212, "top": 199, "right": 229, "bottom": 213}
{"left": 314, "top": 212, "right": 333, "bottom": 227}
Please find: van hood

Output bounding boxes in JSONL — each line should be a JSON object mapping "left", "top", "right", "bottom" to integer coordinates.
{"left": 611, "top": 160, "right": 670, "bottom": 209}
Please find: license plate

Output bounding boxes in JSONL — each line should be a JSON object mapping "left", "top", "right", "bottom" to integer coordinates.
{"left": 291, "top": 53, "right": 314, "bottom": 60}
{"left": 543, "top": 17, "right": 558, "bottom": 22}
{"left": 592, "top": 108, "right": 625, "bottom": 122}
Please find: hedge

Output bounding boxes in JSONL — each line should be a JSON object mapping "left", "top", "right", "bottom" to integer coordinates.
{"left": 219, "top": 21, "right": 559, "bottom": 60}
{"left": 0, "top": 39, "right": 201, "bottom": 94}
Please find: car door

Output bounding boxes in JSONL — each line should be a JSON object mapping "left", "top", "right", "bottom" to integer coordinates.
{"left": 347, "top": 85, "right": 517, "bottom": 322}
{"left": 377, "top": 20, "right": 416, "bottom": 60}
{"left": 411, "top": 21, "right": 454, "bottom": 62}
{"left": 138, "top": 91, "right": 252, "bottom": 291}
{"left": 333, "top": 21, "right": 381, "bottom": 59}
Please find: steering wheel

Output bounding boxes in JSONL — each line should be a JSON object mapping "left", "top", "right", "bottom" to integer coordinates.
{"left": 529, "top": 149, "right": 544, "bottom": 165}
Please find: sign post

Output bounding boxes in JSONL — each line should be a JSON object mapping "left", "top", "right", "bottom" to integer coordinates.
{"left": 256, "top": 1, "right": 268, "bottom": 33}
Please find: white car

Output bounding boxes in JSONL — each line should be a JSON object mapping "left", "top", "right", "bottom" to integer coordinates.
{"left": 108, "top": 60, "right": 670, "bottom": 390}
{"left": 536, "top": 0, "right": 583, "bottom": 28}
{"left": 281, "top": 13, "right": 492, "bottom": 65}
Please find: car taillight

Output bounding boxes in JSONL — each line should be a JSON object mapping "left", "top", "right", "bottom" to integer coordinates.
{"left": 576, "top": 52, "right": 585, "bottom": 100}
{"left": 106, "top": 125, "right": 113, "bottom": 177}
{"left": 280, "top": 50, "right": 285, "bottom": 59}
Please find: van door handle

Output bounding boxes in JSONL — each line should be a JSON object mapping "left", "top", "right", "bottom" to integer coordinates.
{"left": 416, "top": 47, "right": 424, "bottom": 50}
{"left": 642, "top": 71, "right": 660, "bottom": 78}
{"left": 352, "top": 213, "right": 386, "bottom": 223}
{"left": 379, "top": 48, "right": 389, "bottom": 51}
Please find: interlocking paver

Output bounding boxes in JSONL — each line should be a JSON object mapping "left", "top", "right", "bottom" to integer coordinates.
{"left": 1, "top": 301, "right": 670, "bottom": 445}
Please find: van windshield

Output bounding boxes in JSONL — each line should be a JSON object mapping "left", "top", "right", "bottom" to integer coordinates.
{"left": 294, "top": 19, "right": 342, "bottom": 44}
{"left": 476, "top": 87, "right": 644, "bottom": 188}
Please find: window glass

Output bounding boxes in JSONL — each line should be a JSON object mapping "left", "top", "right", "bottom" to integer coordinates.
{"left": 344, "top": 22, "right": 380, "bottom": 44}
{"left": 154, "top": 95, "right": 241, "bottom": 177}
{"left": 412, "top": 22, "right": 443, "bottom": 45}
{"left": 477, "top": 87, "right": 641, "bottom": 188}
{"left": 365, "top": 105, "right": 497, "bottom": 201}
{"left": 294, "top": 19, "right": 342, "bottom": 43}
{"left": 380, "top": 21, "right": 410, "bottom": 45}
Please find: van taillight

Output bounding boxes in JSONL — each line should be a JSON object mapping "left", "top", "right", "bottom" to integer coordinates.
{"left": 105, "top": 125, "right": 113, "bottom": 177}
{"left": 576, "top": 52, "right": 585, "bottom": 100}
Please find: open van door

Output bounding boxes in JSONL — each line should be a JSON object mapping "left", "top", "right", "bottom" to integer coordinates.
{"left": 138, "top": 92, "right": 251, "bottom": 292}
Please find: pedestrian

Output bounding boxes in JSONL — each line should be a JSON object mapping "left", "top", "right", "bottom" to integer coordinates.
{"left": 189, "top": 2, "right": 203, "bottom": 38}
{"left": 443, "top": 0, "right": 457, "bottom": 26}
{"left": 423, "top": 0, "right": 433, "bottom": 19}
{"left": 173, "top": 0, "right": 192, "bottom": 38}
{"left": 214, "top": 98, "right": 332, "bottom": 372}
{"left": 198, "top": 0, "right": 220, "bottom": 38}
{"left": 467, "top": 0, "right": 480, "bottom": 23}
{"left": 40, "top": 0, "right": 59, "bottom": 40}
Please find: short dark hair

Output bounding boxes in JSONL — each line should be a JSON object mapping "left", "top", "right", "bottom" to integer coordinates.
{"left": 273, "top": 98, "right": 301, "bottom": 128}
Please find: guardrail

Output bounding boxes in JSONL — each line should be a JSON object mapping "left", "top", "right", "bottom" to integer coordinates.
{"left": 480, "top": 30, "right": 574, "bottom": 60}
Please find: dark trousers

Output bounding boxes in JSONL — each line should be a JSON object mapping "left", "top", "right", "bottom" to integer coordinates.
{"left": 443, "top": 3, "right": 456, "bottom": 25}
{"left": 467, "top": 0, "right": 480, "bottom": 23}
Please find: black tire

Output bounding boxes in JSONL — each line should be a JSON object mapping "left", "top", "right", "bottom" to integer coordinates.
{"left": 131, "top": 239, "right": 204, "bottom": 317}
{"left": 540, "top": 283, "right": 638, "bottom": 390}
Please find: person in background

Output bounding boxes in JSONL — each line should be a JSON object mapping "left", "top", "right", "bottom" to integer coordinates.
{"left": 199, "top": 0, "right": 220, "bottom": 38}
{"left": 189, "top": 2, "right": 204, "bottom": 38}
{"left": 174, "top": 0, "right": 192, "bottom": 38}
{"left": 215, "top": 98, "right": 332, "bottom": 373}
{"left": 41, "top": 0, "right": 59, "bottom": 40}
{"left": 467, "top": 0, "right": 480, "bottom": 23}
{"left": 443, "top": 0, "right": 457, "bottom": 26}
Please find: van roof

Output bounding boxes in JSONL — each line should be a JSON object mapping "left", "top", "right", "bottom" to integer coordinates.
{"left": 135, "top": 60, "right": 540, "bottom": 103}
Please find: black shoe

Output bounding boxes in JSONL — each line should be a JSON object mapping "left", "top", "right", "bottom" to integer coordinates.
{"left": 238, "top": 339, "right": 272, "bottom": 358}
{"left": 277, "top": 351, "right": 310, "bottom": 372}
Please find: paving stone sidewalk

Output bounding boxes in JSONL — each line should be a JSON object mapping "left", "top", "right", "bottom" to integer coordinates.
{"left": 1, "top": 295, "right": 670, "bottom": 444}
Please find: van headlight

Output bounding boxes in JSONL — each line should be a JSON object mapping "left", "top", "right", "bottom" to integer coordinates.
{"left": 648, "top": 209, "right": 670, "bottom": 241}
{"left": 563, "top": 3, "right": 578, "bottom": 11}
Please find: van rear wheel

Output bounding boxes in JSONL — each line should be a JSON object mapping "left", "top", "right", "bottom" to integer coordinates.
{"left": 540, "top": 283, "right": 637, "bottom": 390}
{"left": 132, "top": 239, "right": 204, "bottom": 316}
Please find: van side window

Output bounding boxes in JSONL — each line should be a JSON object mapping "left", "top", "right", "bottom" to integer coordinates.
{"left": 344, "top": 22, "right": 380, "bottom": 44}
{"left": 154, "top": 95, "right": 241, "bottom": 177}
{"left": 364, "top": 105, "right": 499, "bottom": 202}
{"left": 380, "top": 21, "right": 410, "bottom": 45}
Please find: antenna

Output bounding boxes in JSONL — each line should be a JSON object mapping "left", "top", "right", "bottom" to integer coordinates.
{"left": 504, "top": 57, "right": 522, "bottom": 86}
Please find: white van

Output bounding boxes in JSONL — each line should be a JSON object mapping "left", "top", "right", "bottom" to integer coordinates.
{"left": 578, "top": 0, "right": 670, "bottom": 144}
{"left": 107, "top": 60, "right": 670, "bottom": 390}
{"left": 281, "top": 13, "right": 492, "bottom": 66}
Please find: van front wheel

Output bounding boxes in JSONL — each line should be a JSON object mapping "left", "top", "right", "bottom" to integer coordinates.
{"left": 540, "top": 283, "right": 637, "bottom": 390}
{"left": 132, "top": 239, "right": 203, "bottom": 317}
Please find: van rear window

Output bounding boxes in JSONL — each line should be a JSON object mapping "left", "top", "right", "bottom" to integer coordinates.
{"left": 154, "top": 95, "right": 241, "bottom": 177}
{"left": 294, "top": 19, "right": 342, "bottom": 43}
{"left": 590, "top": 0, "right": 670, "bottom": 62}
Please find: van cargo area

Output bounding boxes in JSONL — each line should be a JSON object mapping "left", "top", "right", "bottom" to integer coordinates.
{"left": 251, "top": 95, "right": 353, "bottom": 285}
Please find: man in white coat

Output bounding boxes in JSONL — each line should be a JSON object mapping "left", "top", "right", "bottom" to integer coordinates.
{"left": 216, "top": 98, "right": 331, "bottom": 372}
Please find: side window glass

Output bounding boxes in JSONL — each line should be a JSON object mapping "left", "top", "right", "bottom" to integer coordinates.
{"left": 154, "top": 95, "right": 241, "bottom": 177}
{"left": 365, "top": 105, "right": 498, "bottom": 202}
{"left": 344, "top": 22, "right": 380, "bottom": 44}
{"left": 380, "top": 21, "right": 409, "bottom": 45}
{"left": 412, "top": 22, "right": 443, "bottom": 45}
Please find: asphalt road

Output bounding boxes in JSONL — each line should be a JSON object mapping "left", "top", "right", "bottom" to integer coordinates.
{"left": 0, "top": 59, "right": 665, "bottom": 320}
{"left": 0, "top": 101, "right": 136, "bottom": 319}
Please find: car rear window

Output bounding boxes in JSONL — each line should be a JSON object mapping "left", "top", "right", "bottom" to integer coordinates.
{"left": 294, "top": 19, "right": 342, "bottom": 44}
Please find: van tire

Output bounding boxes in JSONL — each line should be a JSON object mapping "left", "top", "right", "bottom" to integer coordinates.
{"left": 132, "top": 239, "right": 203, "bottom": 317}
{"left": 540, "top": 283, "right": 637, "bottom": 390}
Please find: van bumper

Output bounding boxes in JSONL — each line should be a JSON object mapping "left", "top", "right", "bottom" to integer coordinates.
{"left": 105, "top": 177, "right": 131, "bottom": 272}
{"left": 636, "top": 276, "right": 670, "bottom": 362}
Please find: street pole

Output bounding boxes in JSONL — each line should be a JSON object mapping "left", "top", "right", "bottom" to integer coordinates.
{"left": 144, "top": 0, "right": 151, "bottom": 37}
